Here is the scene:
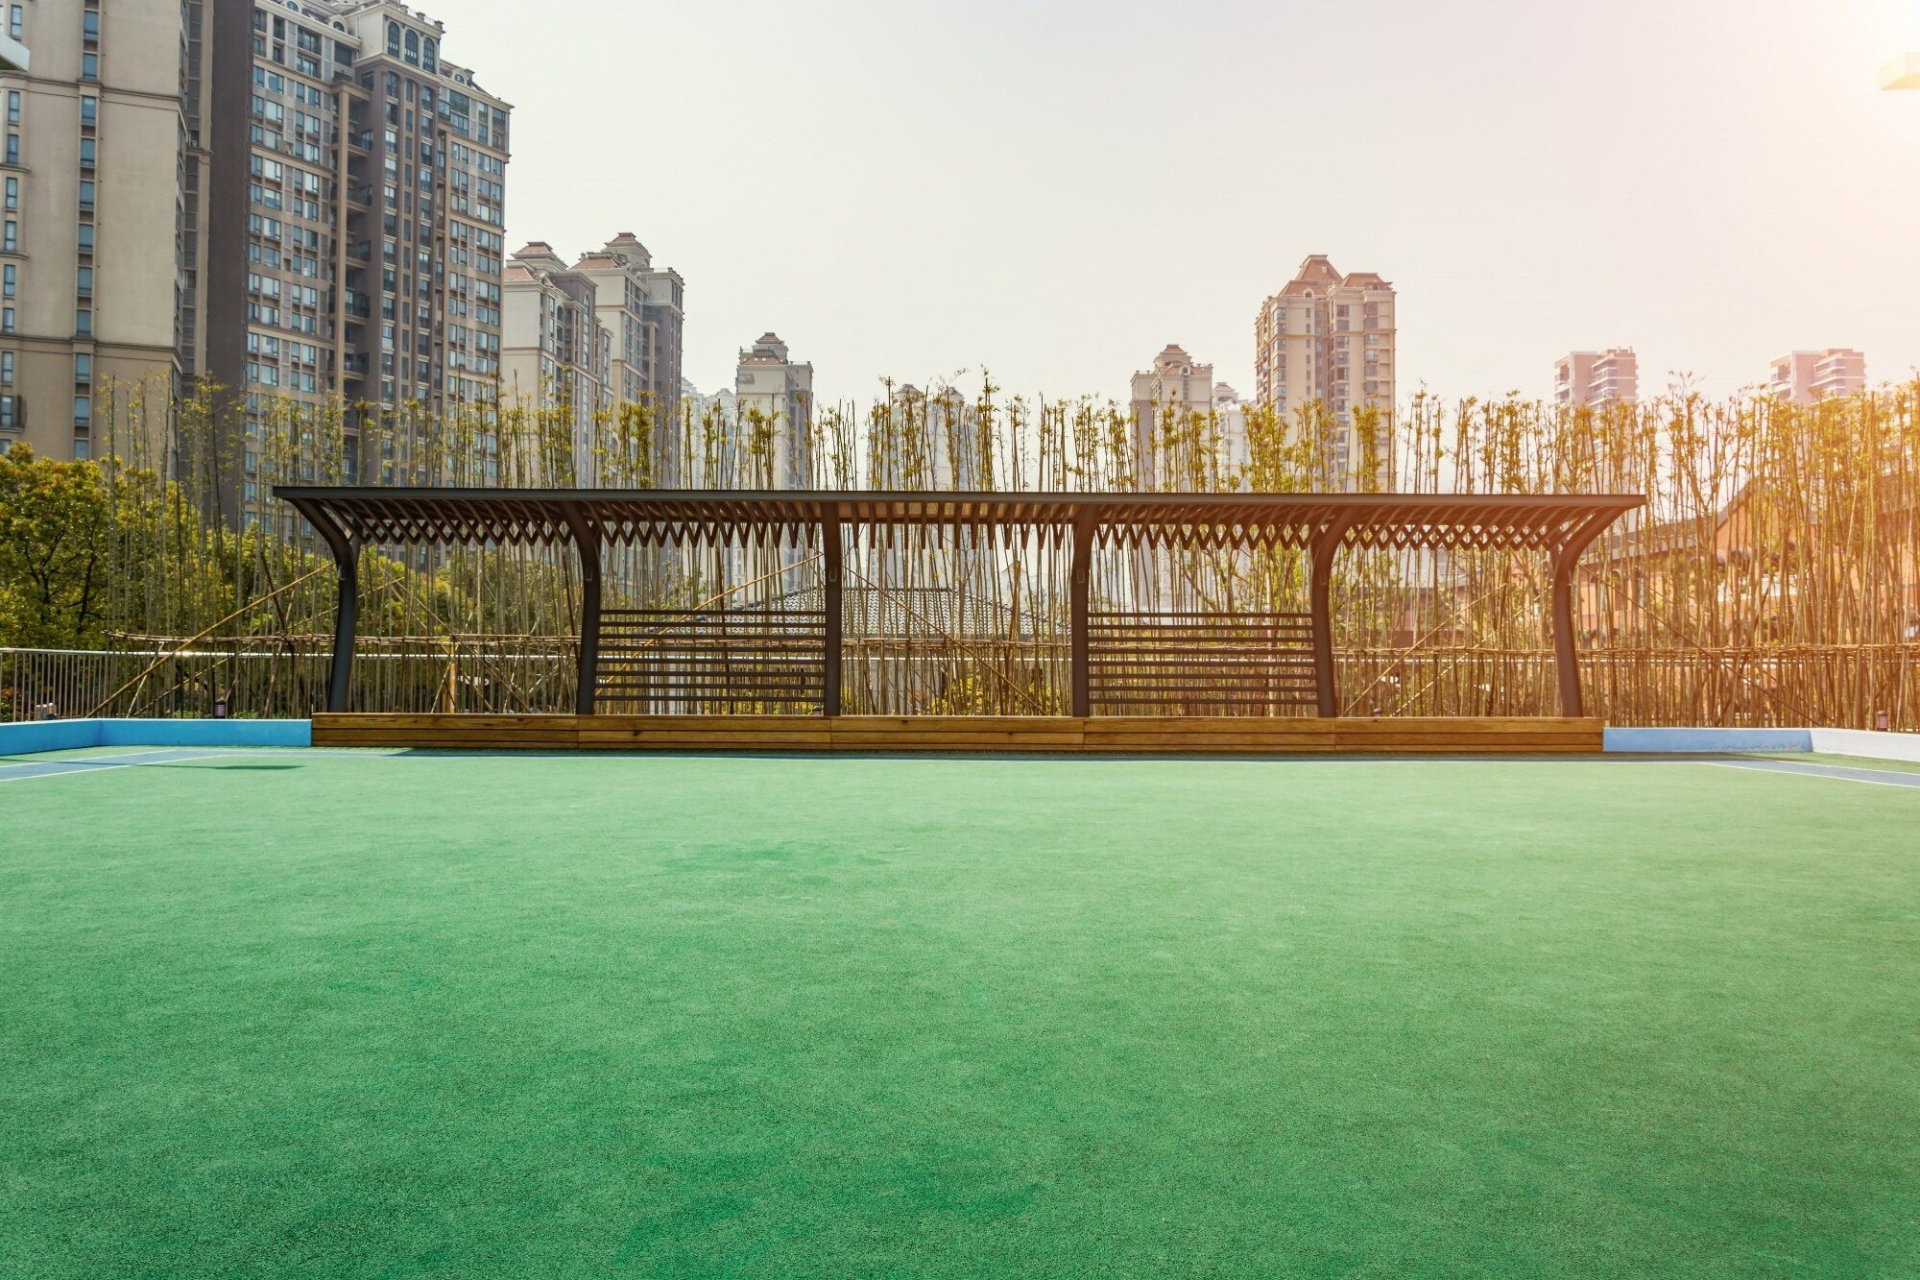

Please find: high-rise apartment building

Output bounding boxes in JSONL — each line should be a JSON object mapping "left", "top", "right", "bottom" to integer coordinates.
{"left": 1253, "top": 255, "right": 1396, "bottom": 489}
{"left": 266, "top": 1, "right": 509, "bottom": 497}
{"left": 1129, "top": 345, "right": 1248, "bottom": 489}
{"left": 1131, "top": 344, "right": 1211, "bottom": 490}
{"left": 0, "top": 0, "right": 236, "bottom": 464}
{"left": 572, "top": 233, "right": 684, "bottom": 480}
{"left": 677, "top": 376, "right": 735, "bottom": 488}
{"left": 1554, "top": 348, "right": 1639, "bottom": 407}
{"left": 1769, "top": 349, "right": 1866, "bottom": 404}
{"left": 0, "top": 0, "right": 511, "bottom": 508}
{"left": 1213, "top": 382, "right": 1250, "bottom": 481}
{"left": 734, "top": 332, "right": 811, "bottom": 489}
{"left": 502, "top": 242, "right": 610, "bottom": 482}
{"left": 867, "top": 383, "right": 980, "bottom": 490}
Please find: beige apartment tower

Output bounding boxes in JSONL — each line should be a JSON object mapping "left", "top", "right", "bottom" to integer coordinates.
{"left": 734, "top": 332, "right": 812, "bottom": 489}
{"left": 1129, "top": 344, "right": 1247, "bottom": 490}
{"left": 1, "top": 0, "right": 513, "bottom": 518}
{"left": 1555, "top": 349, "right": 1639, "bottom": 407}
{"left": 1769, "top": 349, "right": 1865, "bottom": 404}
{"left": 572, "top": 233, "right": 685, "bottom": 483}
{"left": 0, "top": 0, "right": 229, "bottom": 465}
{"left": 501, "top": 242, "right": 611, "bottom": 484}
{"left": 1253, "top": 255, "right": 1395, "bottom": 489}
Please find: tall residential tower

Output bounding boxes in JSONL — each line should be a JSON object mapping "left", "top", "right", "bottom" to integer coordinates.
{"left": 501, "top": 242, "right": 611, "bottom": 483}
{"left": 1769, "top": 349, "right": 1865, "bottom": 404}
{"left": 0, "top": 0, "right": 235, "bottom": 464}
{"left": 734, "top": 332, "right": 811, "bottom": 489}
{"left": 1253, "top": 255, "right": 1396, "bottom": 489}
{"left": 1554, "top": 349, "right": 1639, "bottom": 407}
{"left": 0, "top": 0, "right": 511, "bottom": 512}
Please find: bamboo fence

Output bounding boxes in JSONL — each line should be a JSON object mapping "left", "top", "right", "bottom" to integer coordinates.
{"left": 4, "top": 373, "right": 1913, "bottom": 728}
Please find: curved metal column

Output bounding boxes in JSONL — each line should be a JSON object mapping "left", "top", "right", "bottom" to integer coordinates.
{"left": 563, "top": 506, "right": 603, "bottom": 717}
{"left": 1308, "top": 515, "right": 1355, "bottom": 718}
{"left": 1549, "top": 511, "right": 1619, "bottom": 718}
{"left": 822, "top": 512, "right": 843, "bottom": 716}
{"left": 292, "top": 500, "right": 360, "bottom": 715}
{"left": 1070, "top": 514, "right": 1095, "bottom": 717}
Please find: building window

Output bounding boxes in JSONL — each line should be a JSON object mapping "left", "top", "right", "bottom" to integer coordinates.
{"left": 1, "top": 307, "right": 12, "bottom": 333}
{"left": 7, "top": 5, "right": 21, "bottom": 41}
{"left": 73, "top": 437, "right": 90, "bottom": 461}
{"left": 78, "top": 180, "right": 94, "bottom": 211}
{"left": 77, "top": 224, "right": 94, "bottom": 252}
{"left": 1, "top": 263, "right": 10, "bottom": 297}
{"left": 0, "top": 393, "right": 14, "bottom": 427}
{"left": 74, "top": 394, "right": 91, "bottom": 427}
{"left": 80, "top": 97, "right": 97, "bottom": 126}
{"left": 81, "top": 53, "right": 99, "bottom": 82}
{"left": 386, "top": 20, "right": 401, "bottom": 57}
{"left": 75, "top": 308, "right": 91, "bottom": 336}
{"left": 5, "top": 91, "right": 17, "bottom": 126}
{"left": 74, "top": 353, "right": 90, "bottom": 382}
{"left": 80, "top": 138, "right": 96, "bottom": 168}
{"left": 4, "top": 133, "right": 16, "bottom": 165}
{"left": 83, "top": 9, "right": 100, "bottom": 40}
{"left": 76, "top": 266, "right": 92, "bottom": 296}
{"left": 1, "top": 351, "right": 12, "bottom": 385}
{"left": 1, "top": 220, "right": 13, "bottom": 252}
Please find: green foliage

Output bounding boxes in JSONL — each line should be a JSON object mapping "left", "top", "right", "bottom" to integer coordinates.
{"left": 0, "top": 445, "right": 118, "bottom": 648}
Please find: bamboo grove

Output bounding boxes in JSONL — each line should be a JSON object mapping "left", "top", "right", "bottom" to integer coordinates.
{"left": 1, "top": 373, "right": 1915, "bottom": 727}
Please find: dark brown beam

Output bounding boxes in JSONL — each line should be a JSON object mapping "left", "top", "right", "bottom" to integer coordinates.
{"left": 1549, "top": 510, "right": 1621, "bottom": 719}
{"left": 562, "top": 506, "right": 603, "bottom": 717}
{"left": 822, "top": 512, "right": 843, "bottom": 717}
{"left": 1309, "top": 514, "right": 1356, "bottom": 718}
{"left": 289, "top": 498, "right": 361, "bottom": 715}
{"left": 1070, "top": 512, "right": 1095, "bottom": 717}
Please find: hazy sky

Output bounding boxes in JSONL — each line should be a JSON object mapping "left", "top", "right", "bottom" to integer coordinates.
{"left": 424, "top": 0, "right": 1920, "bottom": 405}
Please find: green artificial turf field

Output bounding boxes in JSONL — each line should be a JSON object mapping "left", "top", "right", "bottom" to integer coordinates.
{"left": 3, "top": 749, "right": 1917, "bottom": 1277}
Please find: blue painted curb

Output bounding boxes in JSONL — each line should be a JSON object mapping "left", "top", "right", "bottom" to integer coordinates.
{"left": 0, "top": 719, "right": 312, "bottom": 756}
{"left": 1604, "top": 727, "right": 1814, "bottom": 753}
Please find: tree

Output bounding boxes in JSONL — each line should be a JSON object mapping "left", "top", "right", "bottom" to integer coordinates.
{"left": 0, "top": 445, "right": 117, "bottom": 648}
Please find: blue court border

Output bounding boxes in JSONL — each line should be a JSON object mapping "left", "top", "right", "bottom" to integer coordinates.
{"left": 0, "top": 719, "right": 311, "bottom": 756}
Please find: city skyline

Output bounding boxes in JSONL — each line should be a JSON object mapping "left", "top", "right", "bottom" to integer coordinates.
{"left": 412, "top": 0, "right": 1920, "bottom": 407}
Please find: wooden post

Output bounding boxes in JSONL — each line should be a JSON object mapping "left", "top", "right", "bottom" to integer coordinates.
{"left": 1550, "top": 561, "right": 1582, "bottom": 719}
{"left": 1308, "top": 515, "right": 1353, "bottom": 719}
{"left": 297, "top": 503, "right": 360, "bottom": 715}
{"left": 327, "top": 544, "right": 359, "bottom": 715}
{"left": 563, "top": 508, "right": 602, "bottom": 717}
{"left": 1549, "top": 510, "right": 1617, "bottom": 719}
{"left": 1070, "top": 513, "right": 1094, "bottom": 717}
{"left": 822, "top": 511, "right": 843, "bottom": 716}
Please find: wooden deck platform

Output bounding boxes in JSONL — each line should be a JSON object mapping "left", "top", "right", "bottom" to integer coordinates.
{"left": 310, "top": 715, "right": 1605, "bottom": 755}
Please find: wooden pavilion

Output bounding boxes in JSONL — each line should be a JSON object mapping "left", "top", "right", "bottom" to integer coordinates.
{"left": 277, "top": 487, "right": 1641, "bottom": 753}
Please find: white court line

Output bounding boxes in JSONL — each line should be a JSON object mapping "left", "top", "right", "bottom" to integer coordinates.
{"left": 0, "top": 748, "right": 242, "bottom": 783}
{"left": 1702, "top": 759, "right": 1920, "bottom": 790}
{"left": 0, "top": 746, "right": 210, "bottom": 771}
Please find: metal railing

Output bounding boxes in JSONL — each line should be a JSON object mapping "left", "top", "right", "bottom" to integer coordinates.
{"left": 6, "top": 641, "right": 1915, "bottom": 730}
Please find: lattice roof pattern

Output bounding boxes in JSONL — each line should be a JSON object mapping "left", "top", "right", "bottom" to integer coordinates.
{"left": 276, "top": 488, "right": 1643, "bottom": 556}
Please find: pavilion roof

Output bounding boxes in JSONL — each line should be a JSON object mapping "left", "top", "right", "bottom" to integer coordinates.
{"left": 274, "top": 487, "right": 1643, "bottom": 555}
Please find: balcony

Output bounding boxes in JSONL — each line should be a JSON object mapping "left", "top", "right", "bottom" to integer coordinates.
{"left": 0, "top": 31, "right": 27, "bottom": 73}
